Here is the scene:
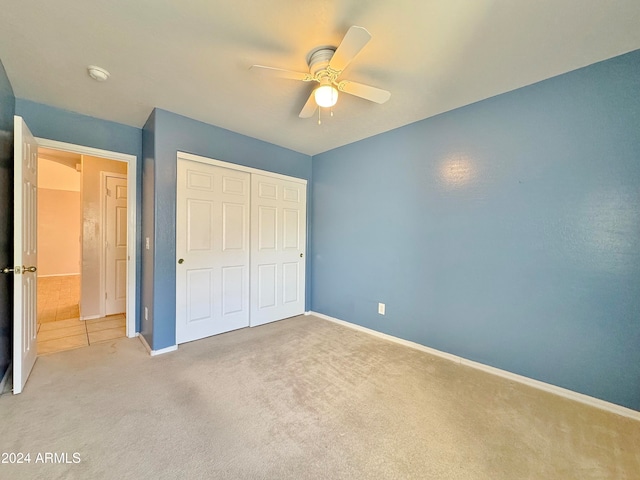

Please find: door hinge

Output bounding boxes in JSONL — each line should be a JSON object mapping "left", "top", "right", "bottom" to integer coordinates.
{"left": 106, "top": 188, "right": 112, "bottom": 197}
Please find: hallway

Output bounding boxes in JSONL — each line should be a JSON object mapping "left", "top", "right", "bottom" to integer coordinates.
{"left": 37, "top": 275, "right": 125, "bottom": 355}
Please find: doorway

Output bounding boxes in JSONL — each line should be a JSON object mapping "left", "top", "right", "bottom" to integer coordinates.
{"left": 34, "top": 141, "right": 137, "bottom": 355}
{"left": 36, "top": 148, "right": 83, "bottom": 353}
{"left": 12, "top": 117, "right": 138, "bottom": 393}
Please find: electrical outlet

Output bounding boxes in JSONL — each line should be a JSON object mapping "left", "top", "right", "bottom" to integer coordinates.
{"left": 378, "top": 303, "right": 385, "bottom": 315}
{"left": 144, "top": 307, "right": 148, "bottom": 321}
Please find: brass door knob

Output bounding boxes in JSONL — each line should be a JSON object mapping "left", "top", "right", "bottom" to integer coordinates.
{"left": 22, "top": 266, "right": 37, "bottom": 273}
{"left": 178, "top": 258, "right": 184, "bottom": 264}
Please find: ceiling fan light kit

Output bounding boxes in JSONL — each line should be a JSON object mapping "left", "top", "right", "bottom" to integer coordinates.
{"left": 314, "top": 83, "right": 338, "bottom": 108}
{"left": 251, "top": 26, "right": 390, "bottom": 120}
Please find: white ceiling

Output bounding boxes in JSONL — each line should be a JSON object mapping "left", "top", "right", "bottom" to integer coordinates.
{"left": 1, "top": 1, "right": 639, "bottom": 156}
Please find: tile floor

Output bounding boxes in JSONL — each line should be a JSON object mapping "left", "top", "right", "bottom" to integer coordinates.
{"left": 38, "top": 275, "right": 81, "bottom": 323}
{"left": 37, "top": 275, "right": 126, "bottom": 355}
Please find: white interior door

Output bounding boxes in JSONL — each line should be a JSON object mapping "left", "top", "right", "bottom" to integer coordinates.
{"left": 105, "top": 174, "right": 127, "bottom": 315}
{"left": 13, "top": 116, "right": 38, "bottom": 394}
{"left": 176, "top": 159, "right": 250, "bottom": 344}
{"left": 250, "top": 173, "right": 307, "bottom": 326}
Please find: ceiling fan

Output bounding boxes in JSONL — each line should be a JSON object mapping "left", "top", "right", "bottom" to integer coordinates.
{"left": 250, "top": 26, "right": 391, "bottom": 119}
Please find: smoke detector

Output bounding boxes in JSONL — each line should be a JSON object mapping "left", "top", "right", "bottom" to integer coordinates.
{"left": 87, "top": 65, "right": 110, "bottom": 82}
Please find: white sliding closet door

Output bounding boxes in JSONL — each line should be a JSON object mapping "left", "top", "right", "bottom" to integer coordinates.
{"left": 250, "top": 174, "right": 307, "bottom": 326}
{"left": 176, "top": 159, "right": 250, "bottom": 344}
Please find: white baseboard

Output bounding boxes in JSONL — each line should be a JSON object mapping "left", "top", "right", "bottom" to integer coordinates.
{"left": 80, "top": 315, "right": 101, "bottom": 321}
{"left": 309, "top": 311, "right": 640, "bottom": 421}
{"left": 137, "top": 333, "right": 178, "bottom": 356}
{"left": 137, "top": 333, "right": 150, "bottom": 352}
{"left": 0, "top": 362, "right": 12, "bottom": 395}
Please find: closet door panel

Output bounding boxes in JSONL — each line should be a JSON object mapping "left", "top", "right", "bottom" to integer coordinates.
{"left": 176, "top": 159, "right": 250, "bottom": 344}
{"left": 250, "top": 174, "right": 306, "bottom": 326}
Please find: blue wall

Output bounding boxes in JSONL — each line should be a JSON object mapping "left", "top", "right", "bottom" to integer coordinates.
{"left": 15, "top": 99, "right": 144, "bottom": 332}
{"left": 143, "top": 108, "right": 312, "bottom": 350}
{"left": 15, "top": 99, "right": 141, "bottom": 159}
{"left": 311, "top": 50, "right": 640, "bottom": 410}
{"left": 0, "top": 59, "right": 15, "bottom": 382}
{"left": 140, "top": 111, "right": 156, "bottom": 346}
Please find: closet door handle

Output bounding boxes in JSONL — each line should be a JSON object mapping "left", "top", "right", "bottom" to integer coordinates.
{"left": 178, "top": 258, "right": 184, "bottom": 264}
{"left": 23, "top": 266, "right": 37, "bottom": 273}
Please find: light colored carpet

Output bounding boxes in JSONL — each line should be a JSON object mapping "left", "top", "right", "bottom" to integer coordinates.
{"left": 0, "top": 315, "right": 638, "bottom": 479}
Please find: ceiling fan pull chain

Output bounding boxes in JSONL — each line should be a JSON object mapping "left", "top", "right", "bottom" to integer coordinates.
{"left": 318, "top": 107, "right": 322, "bottom": 125}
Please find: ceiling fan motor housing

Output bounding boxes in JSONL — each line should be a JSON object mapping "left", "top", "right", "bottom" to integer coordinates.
{"left": 307, "top": 47, "right": 336, "bottom": 76}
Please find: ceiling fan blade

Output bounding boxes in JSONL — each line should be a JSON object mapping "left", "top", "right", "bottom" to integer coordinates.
{"left": 338, "top": 81, "right": 391, "bottom": 104}
{"left": 299, "top": 91, "right": 318, "bottom": 118}
{"left": 328, "top": 26, "right": 371, "bottom": 73}
{"left": 250, "top": 65, "right": 313, "bottom": 82}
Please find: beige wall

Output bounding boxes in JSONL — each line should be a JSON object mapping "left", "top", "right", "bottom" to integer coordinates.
{"left": 37, "top": 158, "right": 81, "bottom": 276}
{"left": 39, "top": 159, "right": 80, "bottom": 192}
{"left": 37, "top": 189, "right": 81, "bottom": 276}
{"left": 81, "top": 155, "right": 128, "bottom": 318}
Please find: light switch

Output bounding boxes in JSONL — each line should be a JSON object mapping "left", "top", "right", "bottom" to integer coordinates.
{"left": 378, "top": 303, "right": 385, "bottom": 315}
